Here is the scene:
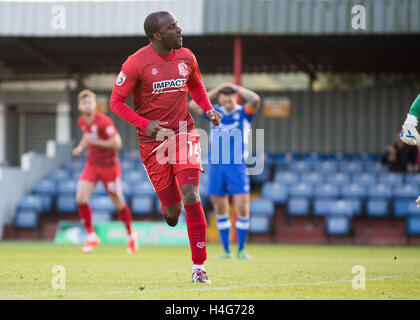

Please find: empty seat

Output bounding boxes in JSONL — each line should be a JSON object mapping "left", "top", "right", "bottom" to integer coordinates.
{"left": 261, "top": 182, "right": 288, "bottom": 205}
{"left": 56, "top": 195, "right": 77, "bottom": 213}
{"left": 378, "top": 173, "right": 404, "bottom": 186}
{"left": 287, "top": 198, "right": 310, "bottom": 217}
{"left": 301, "top": 172, "right": 324, "bottom": 185}
{"left": 15, "top": 209, "right": 38, "bottom": 228}
{"left": 123, "top": 170, "right": 145, "bottom": 184}
{"left": 366, "top": 199, "right": 388, "bottom": 217}
{"left": 90, "top": 195, "right": 114, "bottom": 212}
{"left": 131, "top": 195, "right": 154, "bottom": 215}
{"left": 326, "top": 215, "right": 351, "bottom": 235}
{"left": 249, "top": 214, "right": 271, "bottom": 233}
{"left": 352, "top": 152, "right": 375, "bottom": 162}
{"left": 57, "top": 180, "right": 78, "bottom": 196}
{"left": 289, "top": 161, "right": 312, "bottom": 174}
{"left": 289, "top": 183, "right": 313, "bottom": 198}
{"left": 314, "top": 183, "right": 339, "bottom": 199}
{"left": 326, "top": 173, "right": 351, "bottom": 186}
{"left": 364, "top": 162, "right": 387, "bottom": 174}
{"left": 405, "top": 173, "right": 420, "bottom": 186}
{"left": 329, "top": 200, "right": 354, "bottom": 217}
{"left": 92, "top": 182, "right": 107, "bottom": 196}
{"left": 32, "top": 179, "right": 56, "bottom": 211}
{"left": 275, "top": 152, "right": 298, "bottom": 167}
{"left": 313, "top": 161, "right": 338, "bottom": 174}
{"left": 327, "top": 152, "right": 350, "bottom": 162}
{"left": 393, "top": 200, "right": 411, "bottom": 218}
{"left": 48, "top": 169, "right": 70, "bottom": 183}
{"left": 352, "top": 173, "right": 376, "bottom": 187}
{"left": 302, "top": 152, "right": 323, "bottom": 163}
{"left": 273, "top": 171, "right": 299, "bottom": 185}
{"left": 341, "top": 183, "right": 366, "bottom": 199}
{"left": 393, "top": 184, "right": 418, "bottom": 200}
{"left": 250, "top": 166, "right": 272, "bottom": 184}
{"left": 367, "top": 184, "right": 392, "bottom": 199}
{"left": 339, "top": 162, "right": 363, "bottom": 174}
{"left": 407, "top": 216, "right": 420, "bottom": 235}
{"left": 313, "top": 198, "right": 335, "bottom": 217}
{"left": 250, "top": 198, "right": 275, "bottom": 217}
{"left": 131, "top": 180, "right": 155, "bottom": 197}
{"left": 18, "top": 195, "right": 43, "bottom": 213}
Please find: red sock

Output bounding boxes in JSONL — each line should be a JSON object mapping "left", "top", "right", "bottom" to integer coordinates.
{"left": 78, "top": 203, "right": 94, "bottom": 234}
{"left": 184, "top": 201, "right": 207, "bottom": 265}
{"left": 117, "top": 204, "right": 133, "bottom": 235}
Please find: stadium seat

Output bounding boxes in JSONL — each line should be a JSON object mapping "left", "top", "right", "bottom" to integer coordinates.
{"left": 378, "top": 173, "right": 404, "bottom": 187}
{"left": 250, "top": 166, "right": 272, "bottom": 184}
{"left": 289, "top": 183, "right": 313, "bottom": 198}
{"left": 90, "top": 196, "right": 114, "bottom": 221}
{"left": 120, "top": 159, "right": 135, "bottom": 171}
{"left": 250, "top": 198, "right": 275, "bottom": 217}
{"left": 273, "top": 171, "right": 299, "bottom": 185}
{"left": 364, "top": 162, "right": 387, "bottom": 174}
{"left": 344, "top": 198, "right": 362, "bottom": 217}
{"left": 341, "top": 183, "right": 366, "bottom": 199}
{"left": 325, "top": 215, "right": 351, "bottom": 235}
{"left": 393, "top": 200, "right": 411, "bottom": 218}
{"left": 17, "top": 195, "right": 43, "bottom": 213}
{"left": 339, "top": 162, "right": 363, "bottom": 174}
{"left": 249, "top": 213, "right": 271, "bottom": 233}
{"left": 32, "top": 179, "right": 56, "bottom": 211}
{"left": 261, "top": 182, "right": 288, "bottom": 205}
{"left": 367, "top": 183, "right": 392, "bottom": 199}
{"left": 56, "top": 195, "right": 77, "bottom": 213}
{"left": 92, "top": 182, "right": 107, "bottom": 196}
{"left": 122, "top": 181, "right": 132, "bottom": 202}
{"left": 57, "top": 180, "right": 78, "bottom": 195}
{"left": 48, "top": 169, "right": 70, "bottom": 183}
{"left": 326, "top": 173, "right": 351, "bottom": 186}
{"left": 314, "top": 183, "right": 339, "bottom": 199}
{"left": 123, "top": 170, "right": 145, "bottom": 184}
{"left": 407, "top": 201, "right": 420, "bottom": 216}
{"left": 264, "top": 152, "right": 276, "bottom": 167}
{"left": 301, "top": 172, "right": 324, "bottom": 185}
{"left": 131, "top": 195, "right": 154, "bottom": 215}
{"left": 131, "top": 180, "right": 155, "bottom": 197}
{"left": 405, "top": 173, "right": 420, "bottom": 187}
{"left": 407, "top": 216, "right": 420, "bottom": 235}
{"left": 72, "top": 169, "right": 84, "bottom": 181}
{"left": 302, "top": 152, "right": 323, "bottom": 163}
{"left": 352, "top": 172, "right": 376, "bottom": 187}
{"left": 15, "top": 209, "right": 39, "bottom": 228}
{"left": 352, "top": 152, "right": 375, "bottom": 162}
{"left": 329, "top": 200, "right": 354, "bottom": 217}
{"left": 327, "top": 152, "right": 350, "bottom": 162}
{"left": 313, "top": 161, "right": 338, "bottom": 174}
{"left": 393, "top": 184, "right": 418, "bottom": 200}
{"left": 287, "top": 198, "right": 310, "bottom": 217}
{"left": 65, "top": 158, "right": 85, "bottom": 172}
{"left": 275, "top": 152, "right": 298, "bottom": 167}
{"left": 289, "top": 161, "right": 312, "bottom": 174}
{"left": 313, "top": 199, "right": 335, "bottom": 217}
{"left": 92, "top": 211, "right": 113, "bottom": 223}
{"left": 366, "top": 199, "right": 389, "bottom": 217}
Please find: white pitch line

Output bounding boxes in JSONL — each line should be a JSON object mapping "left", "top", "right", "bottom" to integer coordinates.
{"left": 0, "top": 275, "right": 399, "bottom": 299}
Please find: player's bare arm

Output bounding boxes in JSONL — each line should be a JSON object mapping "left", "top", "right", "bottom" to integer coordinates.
{"left": 145, "top": 120, "right": 169, "bottom": 139}
{"left": 234, "top": 85, "right": 261, "bottom": 110}
{"left": 72, "top": 134, "right": 89, "bottom": 157}
{"left": 84, "top": 132, "right": 122, "bottom": 150}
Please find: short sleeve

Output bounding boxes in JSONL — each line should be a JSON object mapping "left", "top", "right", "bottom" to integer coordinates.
{"left": 112, "top": 55, "right": 140, "bottom": 98}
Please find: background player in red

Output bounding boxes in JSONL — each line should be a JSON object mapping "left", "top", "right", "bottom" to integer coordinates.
{"left": 73, "top": 89, "right": 137, "bottom": 254}
{"left": 109, "top": 11, "right": 222, "bottom": 283}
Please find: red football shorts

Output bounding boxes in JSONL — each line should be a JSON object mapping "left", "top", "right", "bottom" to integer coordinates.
{"left": 79, "top": 161, "right": 123, "bottom": 196}
{"left": 139, "top": 130, "right": 203, "bottom": 206}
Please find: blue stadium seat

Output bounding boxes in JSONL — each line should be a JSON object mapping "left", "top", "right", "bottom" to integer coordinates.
{"left": 366, "top": 199, "right": 389, "bottom": 217}
{"left": 92, "top": 211, "right": 113, "bottom": 223}
{"left": 393, "top": 200, "right": 411, "bottom": 218}
{"left": 327, "top": 152, "right": 350, "bottom": 162}
{"left": 263, "top": 152, "right": 276, "bottom": 168}
{"left": 131, "top": 180, "right": 155, "bottom": 197}
{"left": 123, "top": 170, "right": 145, "bottom": 184}
{"left": 329, "top": 200, "right": 354, "bottom": 217}
{"left": 405, "top": 173, "right": 420, "bottom": 187}
{"left": 261, "top": 182, "right": 288, "bottom": 205}
{"left": 249, "top": 213, "right": 271, "bottom": 233}
{"left": 326, "top": 215, "right": 351, "bottom": 235}
{"left": 122, "top": 181, "right": 132, "bottom": 202}
{"left": 394, "top": 184, "right": 418, "bottom": 200}
{"left": 57, "top": 180, "right": 77, "bottom": 195}
{"left": 250, "top": 199, "right": 275, "bottom": 217}
{"left": 72, "top": 169, "right": 84, "bottom": 181}
{"left": 313, "top": 161, "right": 338, "bottom": 174}
{"left": 131, "top": 195, "right": 154, "bottom": 215}
{"left": 314, "top": 183, "right": 339, "bottom": 199}
{"left": 250, "top": 166, "right": 272, "bottom": 184}
{"left": 302, "top": 152, "right": 323, "bottom": 163}
{"left": 352, "top": 172, "right": 376, "bottom": 187}
{"left": 92, "top": 182, "right": 108, "bottom": 196}
{"left": 287, "top": 198, "right": 310, "bottom": 217}
{"left": 120, "top": 159, "right": 135, "bottom": 171}
{"left": 289, "top": 183, "right": 313, "bottom": 198}
{"left": 56, "top": 195, "right": 77, "bottom": 213}
{"left": 407, "top": 216, "right": 420, "bottom": 235}
{"left": 407, "top": 201, "right": 420, "bottom": 215}
{"left": 344, "top": 199, "right": 362, "bottom": 217}
{"left": 289, "top": 161, "right": 312, "bottom": 174}
{"left": 341, "top": 183, "right": 366, "bottom": 199}
{"left": 378, "top": 173, "right": 404, "bottom": 187}
{"left": 90, "top": 196, "right": 114, "bottom": 221}
{"left": 364, "top": 162, "right": 387, "bottom": 174}
{"left": 48, "top": 169, "right": 70, "bottom": 183}
{"left": 122, "top": 149, "right": 140, "bottom": 160}
{"left": 273, "top": 171, "right": 299, "bottom": 185}
{"left": 65, "top": 158, "right": 85, "bottom": 172}
{"left": 275, "top": 152, "right": 298, "bottom": 167}
{"left": 326, "top": 173, "right": 351, "bottom": 186}
{"left": 32, "top": 179, "right": 56, "bottom": 211}
{"left": 17, "top": 195, "right": 43, "bottom": 213}
{"left": 352, "top": 152, "right": 375, "bottom": 162}
{"left": 367, "top": 183, "right": 392, "bottom": 199}
{"left": 301, "top": 172, "right": 324, "bottom": 185}
{"left": 313, "top": 199, "right": 335, "bottom": 217}
{"left": 15, "top": 209, "right": 39, "bottom": 228}
{"left": 339, "top": 162, "right": 363, "bottom": 174}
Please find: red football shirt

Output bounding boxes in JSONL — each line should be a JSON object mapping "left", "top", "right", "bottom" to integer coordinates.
{"left": 112, "top": 44, "right": 203, "bottom": 145}
{"left": 78, "top": 112, "right": 118, "bottom": 167}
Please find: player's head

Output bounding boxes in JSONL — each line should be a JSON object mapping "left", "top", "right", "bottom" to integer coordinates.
{"left": 144, "top": 11, "right": 183, "bottom": 49}
{"left": 217, "top": 87, "right": 237, "bottom": 111}
{"left": 77, "top": 89, "right": 96, "bottom": 116}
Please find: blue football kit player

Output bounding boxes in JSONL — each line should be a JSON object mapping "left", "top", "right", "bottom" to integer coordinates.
{"left": 189, "top": 83, "right": 260, "bottom": 259}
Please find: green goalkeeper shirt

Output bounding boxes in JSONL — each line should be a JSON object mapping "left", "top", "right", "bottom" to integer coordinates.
{"left": 409, "top": 94, "right": 420, "bottom": 117}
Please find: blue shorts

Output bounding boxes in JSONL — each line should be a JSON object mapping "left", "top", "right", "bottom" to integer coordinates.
{"left": 207, "top": 163, "right": 250, "bottom": 196}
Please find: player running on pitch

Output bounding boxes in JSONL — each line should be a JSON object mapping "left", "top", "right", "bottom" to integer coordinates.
{"left": 109, "top": 11, "right": 222, "bottom": 283}
{"left": 189, "top": 83, "right": 260, "bottom": 259}
{"left": 73, "top": 89, "right": 137, "bottom": 254}
{"left": 400, "top": 93, "right": 420, "bottom": 207}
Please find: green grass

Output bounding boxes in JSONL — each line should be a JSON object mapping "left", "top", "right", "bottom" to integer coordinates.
{"left": 0, "top": 241, "right": 419, "bottom": 300}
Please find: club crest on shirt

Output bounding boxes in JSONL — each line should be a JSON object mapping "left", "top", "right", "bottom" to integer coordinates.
{"left": 151, "top": 68, "right": 158, "bottom": 75}
{"left": 116, "top": 72, "right": 126, "bottom": 86}
{"left": 178, "top": 62, "right": 189, "bottom": 77}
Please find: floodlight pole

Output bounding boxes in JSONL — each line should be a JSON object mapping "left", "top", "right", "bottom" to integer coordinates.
{"left": 233, "top": 35, "right": 243, "bottom": 105}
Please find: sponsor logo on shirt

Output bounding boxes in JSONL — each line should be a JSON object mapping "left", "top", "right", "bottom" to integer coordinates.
{"left": 116, "top": 72, "right": 127, "bottom": 86}
{"left": 152, "top": 78, "right": 187, "bottom": 94}
{"left": 106, "top": 126, "right": 115, "bottom": 136}
{"left": 178, "top": 62, "right": 189, "bottom": 77}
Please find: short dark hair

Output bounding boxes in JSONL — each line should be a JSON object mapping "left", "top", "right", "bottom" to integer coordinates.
{"left": 218, "top": 87, "right": 236, "bottom": 96}
{"left": 144, "top": 11, "right": 170, "bottom": 41}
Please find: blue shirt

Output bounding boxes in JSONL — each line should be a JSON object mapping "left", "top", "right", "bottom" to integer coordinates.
{"left": 204, "top": 104, "right": 256, "bottom": 165}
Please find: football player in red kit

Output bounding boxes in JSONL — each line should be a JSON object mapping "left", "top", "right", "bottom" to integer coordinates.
{"left": 109, "top": 11, "right": 222, "bottom": 283}
{"left": 73, "top": 89, "right": 137, "bottom": 254}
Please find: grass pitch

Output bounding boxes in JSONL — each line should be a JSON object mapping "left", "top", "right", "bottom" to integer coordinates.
{"left": 0, "top": 241, "right": 419, "bottom": 300}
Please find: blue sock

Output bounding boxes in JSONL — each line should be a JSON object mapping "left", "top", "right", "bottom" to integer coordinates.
{"left": 216, "top": 214, "right": 231, "bottom": 253}
{"left": 236, "top": 217, "right": 250, "bottom": 252}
